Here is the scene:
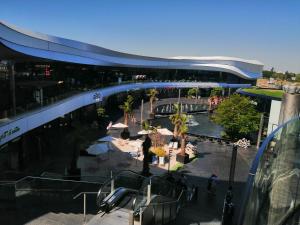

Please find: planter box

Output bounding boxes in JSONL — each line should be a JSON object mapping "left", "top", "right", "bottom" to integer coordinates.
{"left": 159, "top": 156, "right": 165, "bottom": 165}
{"left": 152, "top": 156, "right": 158, "bottom": 164}
{"left": 176, "top": 153, "right": 189, "bottom": 164}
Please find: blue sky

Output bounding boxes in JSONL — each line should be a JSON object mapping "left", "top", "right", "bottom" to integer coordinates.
{"left": 2, "top": 0, "right": 300, "bottom": 73}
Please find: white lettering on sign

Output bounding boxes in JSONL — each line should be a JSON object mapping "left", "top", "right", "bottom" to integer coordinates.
{"left": 0, "top": 126, "right": 20, "bottom": 142}
{"left": 93, "top": 92, "right": 102, "bottom": 102}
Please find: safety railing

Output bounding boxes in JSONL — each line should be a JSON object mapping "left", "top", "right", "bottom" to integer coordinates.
{"left": 96, "top": 170, "right": 147, "bottom": 207}
{"left": 138, "top": 189, "right": 187, "bottom": 225}
{"left": 73, "top": 191, "right": 108, "bottom": 224}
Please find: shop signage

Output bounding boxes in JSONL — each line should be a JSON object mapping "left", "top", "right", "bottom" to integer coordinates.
{"left": 0, "top": 126, "right": 20, "bottom": 142}
{"left": 93, "top": 92, "right": 102, "bottom": 102}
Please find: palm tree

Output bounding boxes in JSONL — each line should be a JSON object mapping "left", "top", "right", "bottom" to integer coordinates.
{"left": 96, "top": 106, "right": 107, "bottom": 128}
{"left": 169, "top": 103, "right": 181, "bottom": 137}
{"left": 187, "top": 88, "right": 197, "bottom": 99}
{"left": 147, "top": 89, "right": 158, "bottom": 114}
{"left": 119, "top": 95, "right": 134, "bottom": 125}
{"left": 178, "top": 114, "right": 188, "bottom": 155}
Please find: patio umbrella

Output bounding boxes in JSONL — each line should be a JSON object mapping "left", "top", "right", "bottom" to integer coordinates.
{"left": 86, "top": 143, "right": 110, "bottom": 155}
{"left": 111, "top": 123, "right": 128, "bottom": 129}
{"left": 98, "top": 135, "right": 115, "bottom": 142}
{"left": 130, "top": 139, "right": 143, "bottom": 149}
{"left": 157, "top": 128, "right": 173, "bottom": 136}
{"left": 138, "top": 130, "right": 153, "bottom": 135}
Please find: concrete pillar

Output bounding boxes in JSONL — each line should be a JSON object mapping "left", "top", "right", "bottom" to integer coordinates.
{"left": 9, "top": 62, "right": 16, "bottom": 116}
{"left": 278, "top": 93, "right": 300, "bottom": 125}
{"left": 39, "top": 87, "right": 44, "bottom": 106}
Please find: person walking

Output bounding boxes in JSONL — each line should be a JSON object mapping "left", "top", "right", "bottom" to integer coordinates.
{"left": 207, "top": 174, "right": 218, "bottom": 195}
{"left": 142, "top": 134, "right": 152, "bottom": 176}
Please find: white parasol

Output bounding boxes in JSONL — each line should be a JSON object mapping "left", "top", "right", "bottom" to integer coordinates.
{"left": 86, "top": 143, "right": 110, "bottom": 155}
{"left": 111, "top": 123, "right": 128, "bottom": 129}
{"left": 138, "top": 130, "right": 153, "bottom": 135}
{"left": 157, "top": 128, "right": 173, "bottom": 136}
{"left": 98, "top": 135, "right": 115, "bottom": 142}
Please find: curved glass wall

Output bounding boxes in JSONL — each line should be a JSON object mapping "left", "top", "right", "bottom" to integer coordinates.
{"left": 242, "top": 116, "right": 300, "bottom": 225}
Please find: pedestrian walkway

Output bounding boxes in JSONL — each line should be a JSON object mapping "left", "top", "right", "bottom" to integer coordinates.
{"left": 172, "top": 140, "right": 257, "bottom": 225}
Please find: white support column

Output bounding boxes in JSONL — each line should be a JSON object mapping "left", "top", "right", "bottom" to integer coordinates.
{"left": 147, "top": 182, "right": 151, "bottom": 204}
{"left": 9, "top": 61, "right": 16, "bottom": 116}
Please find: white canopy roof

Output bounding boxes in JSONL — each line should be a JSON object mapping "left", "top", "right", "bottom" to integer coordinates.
{"left": 98, "top": 135, "right": 115, "bottom": 142}
{"left": 111, "top": 123, "right": 128, "bottom": 129}
{"left": 86, "top": 143, "right": 110, "bottom": 155}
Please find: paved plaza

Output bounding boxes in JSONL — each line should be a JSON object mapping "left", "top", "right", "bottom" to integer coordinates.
{"left": 0, "top": 99, "right": 258, "bottom": 225}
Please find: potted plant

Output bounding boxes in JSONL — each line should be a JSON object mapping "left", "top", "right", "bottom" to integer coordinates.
{"left": 169, "top": 103, "right": 181, "bottom": 138}
{"left": 150, "top": 146, "right": 166, "bottom": 165}
{"left": 176, "top": 113, "right": 190, "bottom": 164}
{"left": 119, "top": 95, "right": 134, "bottom": 126}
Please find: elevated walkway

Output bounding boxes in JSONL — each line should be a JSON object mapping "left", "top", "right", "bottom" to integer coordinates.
{"left": 0, "top": 82, "right": 251, "bottom": 146}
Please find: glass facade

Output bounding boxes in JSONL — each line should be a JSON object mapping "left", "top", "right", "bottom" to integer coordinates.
{"left": 0, "top": 61, "right": 254, "bottom": 120}
{"left": 242, "top": 117, "right": 300, "bottom": 225}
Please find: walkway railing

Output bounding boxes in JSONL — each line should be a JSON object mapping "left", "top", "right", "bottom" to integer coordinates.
{"left": 73, "top": 191, "right": 103, "bottom": 224}
{"left": 138, "top": 189, "right": 187, "bottom": 225}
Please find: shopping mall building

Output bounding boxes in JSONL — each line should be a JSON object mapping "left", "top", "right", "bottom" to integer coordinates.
{"left": 2, "top": 21, "right": 300, "bottom": 225}
{"left": 0, "top": 21, "right": 264, "bottom": 175}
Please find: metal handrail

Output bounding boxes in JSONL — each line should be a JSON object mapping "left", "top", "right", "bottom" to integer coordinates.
{"left": 73, "top": 191, "right": 100, "bottom": 200}
{"left": 96, "top": 170, "right": 147, "bottom": 208}
{"left": 100, "top": 170, "right": 147, "bottom": 187}
{"left": 138, "top": 189, "right": 185, "bottom": 209}
{"left": 138, "top": 189, "right": 186, "bottom": 225}
{"left": 73, "top": 192, "right": 100, "bottom": 224}
{"left": 15, "top": 175, "right": 103, "bottom": 187}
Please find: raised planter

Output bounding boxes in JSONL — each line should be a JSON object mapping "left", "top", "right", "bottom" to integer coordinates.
{"left": 159, "top": 156, "right": 165, "bottom": 165}
{"left": 152, "top": 156, "right": 158, "bottom": 164}
{"left": 176, "top": 153, "right": 189, "bottom": 164}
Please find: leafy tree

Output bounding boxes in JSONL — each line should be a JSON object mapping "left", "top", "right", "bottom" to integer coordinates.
{"left": 119, "top": 95, "right": 134, "bottom": 125}
{"left": 96, "top": 106, "right": 106, "bottom": 119}
{"left": 212, "top": 94, "right": 260, "bottom": 140}
{"left": 210, "top": 87, "right": 224, "bottom": 97}
{"left": 96, "top": 106, "right": 107, "bottom": 127}
{"left": 187, "top": 88, "right": 198, "bottom": 99}
{"left": 147, "top": 89, "right": 158, "bottom": 114}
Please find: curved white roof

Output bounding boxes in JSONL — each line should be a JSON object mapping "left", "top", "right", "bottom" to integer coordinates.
{"left": 0, "top": 21, "right": 263, "bottom": 80}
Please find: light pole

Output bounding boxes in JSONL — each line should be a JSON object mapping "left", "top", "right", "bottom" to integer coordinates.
{"left": 178, "top": 89, "right": 181, "bottom": 104}
{"left": 228, "top": 144, "right": 238, "bottom": 187}
{"left": 167, "top": 147, "right": 172, "bottom": 173}
{"left": 256, "top": 113, "right": 264, "bottom": 149}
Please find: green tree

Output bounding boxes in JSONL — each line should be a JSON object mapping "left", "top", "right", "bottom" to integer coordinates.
{"left": 210, "top": 87, "right": 223, "bottom": 97}
{"left": 96, "top": 106, "right": 106, "bottom": 119}
{"left": 296, "top": 74, "right": 300, "bottom": 82}
{"left": 119, "top": 95, "right": 134, "bottom": 125}
{"left": 96, "top": 106, "right": 107, "bottom": 127}
{"left": 147, "top": 89, "right": 158, "bottom": 114}
{"left": 187, "top": 88, "right": 198, "bottom": 99}
{"left": 212, "top": 94, "right": 260, "bottom": 140}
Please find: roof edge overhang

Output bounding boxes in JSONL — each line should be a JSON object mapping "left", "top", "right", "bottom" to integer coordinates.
{"left": 0, "top": 21, "right": 263, "bottom": 80}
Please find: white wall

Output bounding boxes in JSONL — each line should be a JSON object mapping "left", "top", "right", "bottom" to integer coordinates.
{"left": 267, "top": 100, "right": 282, "bottom": 135}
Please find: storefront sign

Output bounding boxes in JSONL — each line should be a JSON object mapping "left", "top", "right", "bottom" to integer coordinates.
{"left": 0, "top": 126, "right": 20, "bottom": 142}
{"left": 93, "top": 92, "right": 102, "bottom": 102}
